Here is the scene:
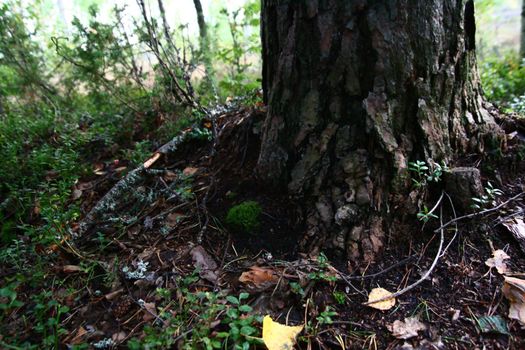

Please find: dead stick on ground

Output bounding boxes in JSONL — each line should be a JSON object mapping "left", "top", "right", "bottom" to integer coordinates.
{"left": 364, "top": 192, "right": 445, "bottom": 306}
{"left": 364, "top": 205, "right": 445, "bottom": 306}
{"left": 363, "top": 191, "right": 524, "bottom": 306}
{"left": 433, "top": 191, "right": 525, "bottom": 234}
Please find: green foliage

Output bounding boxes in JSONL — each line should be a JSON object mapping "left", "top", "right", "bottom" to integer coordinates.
{"left": 408, "top": 160, "right": 448, "bottom": 188}
{"left": 471, "top": 181, "right": 504, "bottom": 210}
{"left": 417, "top": 205, "right": 438, "bottom": 223}
{"left": 210, "top": 0, "right": 261, "bottom": 100}
{"left": 332, "top": 291, "right": 346, "bottom": 305}
{"left": 0, "top": 283, "right": 24, "bottom": 315}
{"left": 127, "top": 276, "right": 262, "bottom": 350}
{"left": 480, "top": 51, "right": 525, "bottom": 113}
{"left": 307, "top": 252, "right": 338, "bottom": 283}
{"left": 316, "top": 306, "right": 337, "bottom": 325}
{"left": 31, "top": 291, "right": 70, "bottom": 349}
{"left": 0, "top": 2, "right": 52, "bottom": 102}
{"left": 225, "top": 200, "right": 262, "bottom": 233}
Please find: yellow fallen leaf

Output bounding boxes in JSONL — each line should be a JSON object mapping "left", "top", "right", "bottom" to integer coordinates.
{"left": 367, "top": 287, "right": 396, "bottom": 310}
{"left": 262, "top": 315, "right": 303, "bottom": 350}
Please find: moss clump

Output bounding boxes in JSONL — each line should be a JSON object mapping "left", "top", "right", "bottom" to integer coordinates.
{"left": 225, "top": 201, "right": 262, "bottom": 233}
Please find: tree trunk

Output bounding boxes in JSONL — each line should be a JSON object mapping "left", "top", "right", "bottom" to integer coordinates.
{"left": 193, "top": 0, "right": 215, "bottom": 94}
{"left": 257, "top": 0, "right": 499, "bottom": 264}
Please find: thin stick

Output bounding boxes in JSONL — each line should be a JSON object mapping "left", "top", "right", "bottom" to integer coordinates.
{"left": 364, "top": 206, "right": 445, "bottom": 306}
{"left": 433, "top": 192, "right": 525, "bottom": 234}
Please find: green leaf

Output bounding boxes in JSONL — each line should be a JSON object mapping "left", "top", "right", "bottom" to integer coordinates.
{"left": 240, "top": 325, "right": 256, "bottom": 336}
{"left": 226, "top": 296, "right": 239, "bottom": 305}
{"left": 238, "top": 304, "right": 253, "bottom": 313}
{"left": 227, "top": 308, "right": 239, "bottom": 319}
{"left": 477, "top": 315, "right": 509, "bottom": 335}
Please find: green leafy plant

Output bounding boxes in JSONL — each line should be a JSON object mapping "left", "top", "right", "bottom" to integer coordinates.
{"left": 31, "top": 291, "right": 70, "bottom": 349}
{"left": 471, "top": 181, "right": 504, "bottom": 210}
{"left": 417, "top": 205, "right": 438, "bottom": 223}
{"left": 307, "top": 252, "right": 338, "bottom": 283}
{"left": 316, "top": 306, "right": 337, "bottom": 325}
{"left": 409, "top": 160, "right": 448, "bottom": 188}
{"left": 332, "top": 291, "right": 346, "bottom": 305}
{"left": 0, "top": 283, "right": 24, "bottom": 317}
{"left": 479, "top": 51, "right": 525, "bottom": 114}
{"left": 290, "top": 282, "right": 305, "bottom": 297}
{"left": 128, "top": 273, "right": 262, "bottom": 350}
{"left": 225, "top": 200, "right": 262, "bottom": 233}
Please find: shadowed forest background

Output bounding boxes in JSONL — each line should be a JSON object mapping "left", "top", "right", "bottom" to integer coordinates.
{"left": 2, "top": 0, "right": 525, "bottom": 349}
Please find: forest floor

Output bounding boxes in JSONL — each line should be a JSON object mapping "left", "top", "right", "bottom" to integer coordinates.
{"left": 2, "top": 104, "right": 525, "bottom": 350}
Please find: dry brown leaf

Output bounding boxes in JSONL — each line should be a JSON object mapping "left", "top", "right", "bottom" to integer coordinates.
{"left": 239, "top": 266, "right": 279, "bottom": 288}
{"left": 502, "top": 276, "right": 525, "bottom": 327}
{"left": 104, "top": 289, "right": 124, "bottom": 301}
{"left": 367, "top": 287, "right": 396, "bottom": 310}
{"left": 142, "top": 302, "right": 157, "bottom": 322}
{"left": 190, "top": 245, "right": 218, "bottom": 283}
{"left": 388, "top": 316, "right": 426, "bottom": 339}
{"left": 112, "top": 331, "right": 127, "bottom": 342}
{"left": 68, "top": 326, "right": 88, "bottom": 344}
{"left": 33, "top": 200, "right": 41, "bottom": 216}
{"left": 71, "top": 189, "right": 83, "bottom": 200}
{"left": 165, "top": 212, "right": 185, "bottom": 228}
{"left": 62, "top": 265, "right": 83, "bottom": 274}
{"left": 163, "top": 171, "right": 178, "bottom": 182}
{"left": 182, "top": 166, "right": 199, "bottom": 177}
{"left": 485, "top": 249, "right": 510, "bottom": 274}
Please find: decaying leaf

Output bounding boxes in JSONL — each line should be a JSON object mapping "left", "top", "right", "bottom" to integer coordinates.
{"left": 485, "top": 249, "right": 510, "bottom": 274}
{"left": 190, "top": 245, "right": 218, "bottom": 283}
{"left": 503, "top": 218, "right": 525, "bottom": 254}
{"left": 67, "top": 326, "right": 88, "bottom": 344}
{"left": 104, "top": 289, "right": 124, "bottom": 301}
{"left": 165, "top": 212, "right": 185, "bottom": 228}
{"left": 239, "top": 266, "right": 279, "bottom": 289}
{"left": 112, "top": 331, "right": 127, "bottom": 342}
{"left": 182, "top": 166, "right": 199, "bottom": 176}
{"left": 502, "top": 276, "right": 525, "bottom": 327}
{"left": 262, "top": 315, "right": 303, "bottom": 350}
{"left": 62, "top": 265, "right": 83, "bottom": 274}
{"left": 71, "top": 189, "right": 83, "bottom": 200}
{"left": 142, "top": 301, "right": 157, "bottom": 322}
{"left": 388, "top": 316, "right": 426, "bottom": 339}
{"left": 367, "top": 287, "right": 396, "bottom": 310}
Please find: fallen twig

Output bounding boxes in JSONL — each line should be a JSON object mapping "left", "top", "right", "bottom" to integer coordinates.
{"left": 364, "top": 194, "right": 446, "bottom": 306}
{"left": 433, "top": 191, "right": 525, "bottom": 234}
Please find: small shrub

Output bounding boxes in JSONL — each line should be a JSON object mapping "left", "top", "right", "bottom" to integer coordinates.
{"left": 480, "top": 51, "right": 525, "bottom": 113}
{"left": 225, "top": 200, "right": 262, "bottom": 233}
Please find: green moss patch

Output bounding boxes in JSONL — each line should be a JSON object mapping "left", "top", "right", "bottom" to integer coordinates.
{"left": 225, "top": 201, "right": 262, "bottom": 233}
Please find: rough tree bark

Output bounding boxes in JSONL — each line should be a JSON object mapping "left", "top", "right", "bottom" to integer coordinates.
{"left": 257, "top": 0, "right": 500, "bottom": 264}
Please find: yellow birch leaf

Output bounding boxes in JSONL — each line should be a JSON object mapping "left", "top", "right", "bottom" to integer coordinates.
{"left": 262, "top": 315, "right": 303, "bottom": 350}
{"left": 367, "top": 287, "right": 396, "bottom": 310}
